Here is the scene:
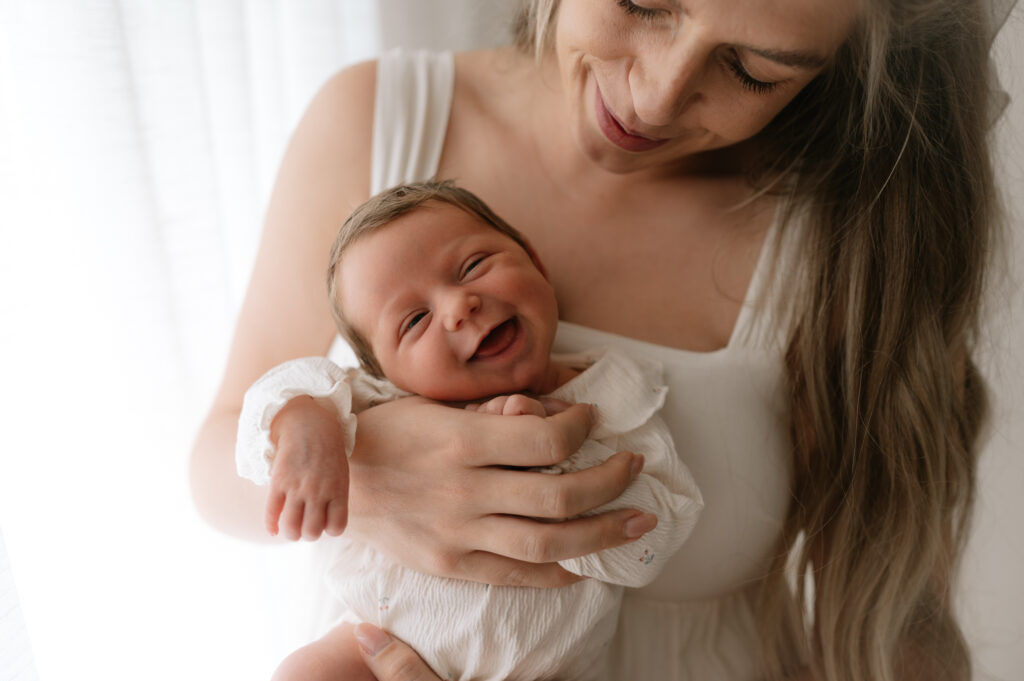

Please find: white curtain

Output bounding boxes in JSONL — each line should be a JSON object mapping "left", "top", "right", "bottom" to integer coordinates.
{"left": 0, "top": 2, "right": 1020, "bottom": 681}
{"left": 0, "top": 2, "right": 513, "bottom": 680}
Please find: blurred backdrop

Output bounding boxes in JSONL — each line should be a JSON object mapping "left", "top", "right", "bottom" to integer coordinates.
{"left": 0, "top": 2, "right": 1020, "bottom": 680}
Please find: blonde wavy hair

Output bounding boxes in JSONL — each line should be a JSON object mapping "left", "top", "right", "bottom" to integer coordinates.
{"left": 517, "top": 1, "right": 999, "bottom": 680}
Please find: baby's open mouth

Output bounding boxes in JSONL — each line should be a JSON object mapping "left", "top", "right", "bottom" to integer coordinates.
{"left": 471, "top": 318, "right": 519, "bottom": 360}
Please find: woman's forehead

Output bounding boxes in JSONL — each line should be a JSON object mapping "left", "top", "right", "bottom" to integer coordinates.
{"left": 686, "top": 0, "right": 859, "bottom": 52}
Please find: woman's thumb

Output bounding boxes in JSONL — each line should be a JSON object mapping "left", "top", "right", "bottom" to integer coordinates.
{"left": 354, "top": 623, "right": 441, "bottom": 681}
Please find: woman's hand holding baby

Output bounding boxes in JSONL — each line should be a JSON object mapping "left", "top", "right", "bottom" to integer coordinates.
{"left": 343, "top": 396, "right": 650, "bottom": 588}
{"left": 267, "top": 395, "right": 351, "bottom": 540}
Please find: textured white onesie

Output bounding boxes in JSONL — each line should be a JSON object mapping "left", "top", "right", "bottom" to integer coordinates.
{"left": 237, "top": 347, "right": 702, "bottom": 680}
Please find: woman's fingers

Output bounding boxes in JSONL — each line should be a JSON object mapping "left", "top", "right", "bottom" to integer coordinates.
{"left": 481, "top": 450, "right": 641, "bottom": 518}
{"left": 454, "top": 551, "right": 582, "bottom": 588}
{"left": 468, "top": 508, "right": 658, "bottom": 565}
{"left": 468, "top": 402, "right": 597, "bottom": 467}
{"left": 355, "top": 624, "right": 443, "bottom": 681}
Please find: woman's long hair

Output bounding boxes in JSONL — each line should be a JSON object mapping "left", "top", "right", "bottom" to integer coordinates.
{"left": 756, "top": 1, "right": 997, "bottom": 679}
{"left": 517, "top": 1, "right": 999, "bottom": 679}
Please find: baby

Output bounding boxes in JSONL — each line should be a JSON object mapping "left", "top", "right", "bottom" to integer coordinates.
{"left": 236, "top": 181, "right": 703, "bottom": 681}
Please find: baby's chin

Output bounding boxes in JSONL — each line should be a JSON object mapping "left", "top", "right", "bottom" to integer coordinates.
{"left": 411, "top": 371, "right": 544, "bottom": 404}
{"left": 417, "top": 382, "right": 532, "bottom": 404}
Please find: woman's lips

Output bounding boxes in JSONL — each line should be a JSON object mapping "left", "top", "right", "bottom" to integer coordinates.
{"left": 594, "top": 86, "right": 669, "bottom": 153}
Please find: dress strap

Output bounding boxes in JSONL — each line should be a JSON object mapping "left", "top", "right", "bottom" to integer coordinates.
{"left": 371, "top": 49, "right": 454, "bottom": 193}
{"left": 728, "top": 200, "right": 804, "bottom": 352}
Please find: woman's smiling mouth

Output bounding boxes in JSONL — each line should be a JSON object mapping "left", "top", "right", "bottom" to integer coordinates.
{"left": 594, "top": 85, "right": 669, "bottom": 153}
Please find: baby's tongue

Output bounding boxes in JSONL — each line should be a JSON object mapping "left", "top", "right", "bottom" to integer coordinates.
{"left": 473, "top": 319, "right": 517, "bottom": 359}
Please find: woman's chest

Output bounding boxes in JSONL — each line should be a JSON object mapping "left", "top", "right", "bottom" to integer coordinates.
{"left": 474, "top": 170, "right": 774, "bottom": 352}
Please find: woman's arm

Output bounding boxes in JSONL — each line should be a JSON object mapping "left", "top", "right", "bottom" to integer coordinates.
{"left": 189, "top": 60, "right": 376, "bottom": 540}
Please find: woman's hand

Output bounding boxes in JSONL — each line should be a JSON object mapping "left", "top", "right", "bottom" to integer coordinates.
{"left": 345, "top": 396, "right": 655, "bottom": 588}
{"left": 355, "top": 624, "right": 442, "bottom": 681}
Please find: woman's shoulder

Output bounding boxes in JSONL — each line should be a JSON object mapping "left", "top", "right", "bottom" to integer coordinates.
{"left": 314, "top": 58, "right": 378, "bottom": 128}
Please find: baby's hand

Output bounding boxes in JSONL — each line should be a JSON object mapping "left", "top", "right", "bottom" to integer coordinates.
{"left": 265, "top": 396, "right": 350, "bottom": 541}
{"left": 465, "top": 394, "right": 570, "bottom": 417}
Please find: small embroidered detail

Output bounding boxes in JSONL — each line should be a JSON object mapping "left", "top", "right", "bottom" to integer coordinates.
{"left": 638, "top": 549, "right": 655, "bottom": 565}
{"left": 378, "top": 596, "right": 390, "bottom": 612}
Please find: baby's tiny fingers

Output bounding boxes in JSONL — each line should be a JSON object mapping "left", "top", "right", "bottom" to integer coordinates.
{"left": 264, "top": 490, "right": 286, "bottom": 536}
{"left": 324, "top": 498, "right": 348, "bottom": 537}
{"left": 301, "top": 502, "right": 327, "bottom": 541}
{"left": 279, "top": 497, "right": 305, "bottom": 541}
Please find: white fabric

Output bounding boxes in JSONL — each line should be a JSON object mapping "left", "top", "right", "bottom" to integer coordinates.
{"left": 338, "top": 48, "right": 795, "bottom": 680}
{"left": 372, "top": 49, "right": 455, "bottom": 193}
{"left": 236, "top": 358, "right": 359, "bottom": 485}
{"left": 238, "top": 347, "right": 701, "bottom": 681}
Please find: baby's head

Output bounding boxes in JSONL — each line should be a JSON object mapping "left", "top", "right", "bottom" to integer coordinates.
{"left": 327, "top": 180, "right": 559, "bottom": 402}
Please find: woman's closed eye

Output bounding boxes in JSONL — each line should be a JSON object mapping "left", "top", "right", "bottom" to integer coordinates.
{"left": 723, "top": 53, "right": 779, "bottom": 95}
{"left": 616, "top": 0, "right": 661, "bottom": 21}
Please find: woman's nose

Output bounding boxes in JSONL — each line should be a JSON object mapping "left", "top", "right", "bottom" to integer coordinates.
{"left": 440, "top": 290, "right": 481, "bottom": 331}
{"left": 631, "top": 38, "right": 703, "bottom": 127}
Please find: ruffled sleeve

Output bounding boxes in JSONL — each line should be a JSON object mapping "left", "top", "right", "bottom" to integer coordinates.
{"left": 235, "top": 357, "right": 359, "bottom": 485}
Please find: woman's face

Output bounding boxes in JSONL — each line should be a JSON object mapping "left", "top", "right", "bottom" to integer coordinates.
{"left": 554, "top": 0, "right": 860, "bottom": 173}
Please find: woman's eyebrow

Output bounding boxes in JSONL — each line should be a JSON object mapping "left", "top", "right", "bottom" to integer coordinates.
{"left": 742, "top": 45, "right": 828, "bottom": 69}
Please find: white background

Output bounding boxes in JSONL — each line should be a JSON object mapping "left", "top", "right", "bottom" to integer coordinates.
{"left": 0, "top": 2, "right": 1020, "bottom": 680}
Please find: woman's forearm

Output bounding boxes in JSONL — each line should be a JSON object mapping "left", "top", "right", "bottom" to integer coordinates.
{"left": 189, "top": 406, "right": 279, "bottom": 543}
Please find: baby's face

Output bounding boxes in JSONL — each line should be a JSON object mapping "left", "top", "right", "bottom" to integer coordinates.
{"left": 337, "top": 203, "right": 558, "bottom": 401}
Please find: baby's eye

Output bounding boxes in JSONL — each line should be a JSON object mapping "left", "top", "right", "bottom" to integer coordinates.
{"left": 404, "top": 312, "right": 427, "bottom": 333}
{"left": 461, "top": 255, "right": 487, "bottom": 279}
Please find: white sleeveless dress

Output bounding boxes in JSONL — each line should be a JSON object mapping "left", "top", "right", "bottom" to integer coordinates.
{"left": 326, "top": 49, "right": 795, "bottom": 681}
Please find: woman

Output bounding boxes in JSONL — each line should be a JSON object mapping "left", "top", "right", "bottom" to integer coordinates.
{"left": 190, "top": 0, "right": 1007, "bottom": 679}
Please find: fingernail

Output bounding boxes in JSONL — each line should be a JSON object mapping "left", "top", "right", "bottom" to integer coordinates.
{"left": 588, "top": 403, "right": 599, "bottom": 420}
{"left": 624, "top": 513, "right": 657, "bottom": 539}
{"left": 630, "top": 454, "right": 644, "bottom": 480}
{"left": 354, "top": 622, "right": 392, "bottom": 657}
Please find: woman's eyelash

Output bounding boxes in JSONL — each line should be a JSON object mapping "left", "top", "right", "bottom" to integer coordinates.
{"left": 725, "top": 57, "right": 778, "bottom": 95}
{"left": 616, "top": 0, "right": 660, "bottom": 20}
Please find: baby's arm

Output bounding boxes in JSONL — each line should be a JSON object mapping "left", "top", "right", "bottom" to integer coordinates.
{"left": 557, "top": 424, "right": 703, "bottom": 588}
{"left": 236, "top": 357, "right": 359, "bottom": 539}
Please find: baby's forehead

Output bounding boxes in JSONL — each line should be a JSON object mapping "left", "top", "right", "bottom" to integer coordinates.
{"left": 360, "top": 202, "right": 516, "bottom": 252}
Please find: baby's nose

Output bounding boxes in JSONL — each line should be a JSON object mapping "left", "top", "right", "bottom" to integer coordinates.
{"left": 440, "top": 290, "right": 481, "bottom": 331}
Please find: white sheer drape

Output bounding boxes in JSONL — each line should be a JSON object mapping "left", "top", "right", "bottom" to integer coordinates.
{"left": 0, "top": 2, "right": 512, "bottom": 680}
{"left": 0, "top": 2, "right": 1020, "bottom": 681}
